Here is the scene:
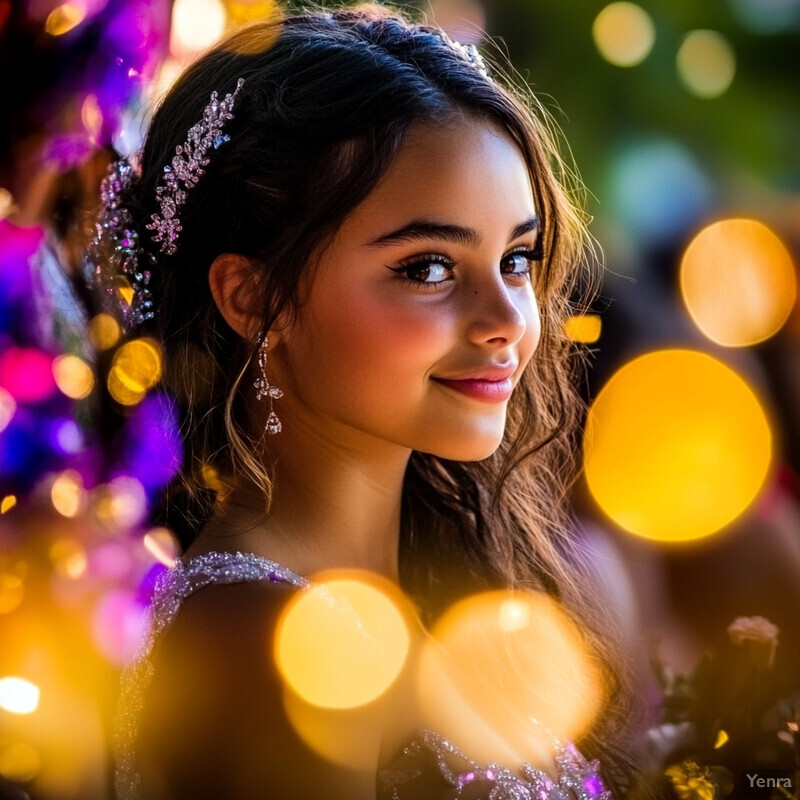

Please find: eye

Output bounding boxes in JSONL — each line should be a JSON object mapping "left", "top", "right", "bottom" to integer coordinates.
{"left": 389, "top": 255, "right": 456, "bottom": 289}
{"left": 501, "top": 243, "right": 543, "bottom": 278}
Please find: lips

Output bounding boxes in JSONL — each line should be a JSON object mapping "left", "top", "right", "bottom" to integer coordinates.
{"left": 431, "top": 363, "right": 517, "bottom": 403}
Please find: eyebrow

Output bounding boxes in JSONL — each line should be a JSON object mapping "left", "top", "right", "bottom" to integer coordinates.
{"left": 365, "top": 217, "right": 540, "bottom": 248}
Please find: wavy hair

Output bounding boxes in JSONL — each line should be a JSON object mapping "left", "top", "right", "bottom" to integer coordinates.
{"left": 124, "top": 5, "right": 639, "bottom": 790}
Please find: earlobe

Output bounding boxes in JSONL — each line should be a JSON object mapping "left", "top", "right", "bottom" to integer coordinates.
{"left": 208, "top": 253, "right": 262, "bottom": 342}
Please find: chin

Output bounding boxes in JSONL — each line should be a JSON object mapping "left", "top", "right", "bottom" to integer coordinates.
{"left": 423, "top": 430, "right": 505, "bottom": 462}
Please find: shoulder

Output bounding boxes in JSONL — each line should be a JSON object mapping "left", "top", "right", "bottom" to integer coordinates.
{"left": 138, "top": 580, "right": 373, "bottom": 799}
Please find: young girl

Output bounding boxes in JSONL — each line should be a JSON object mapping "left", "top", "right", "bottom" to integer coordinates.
{"left": 101, "top": 5, "right": 639, "bottom": 798}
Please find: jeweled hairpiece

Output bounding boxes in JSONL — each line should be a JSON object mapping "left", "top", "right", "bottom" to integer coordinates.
{"left": 146, "top": 77, "right": 245, "bottom": 255}
{"left": 86, "top": 158, "right": 155, "bottom": 330}
{"left": 441, "top": 33, "right": 489, "bottom": 77}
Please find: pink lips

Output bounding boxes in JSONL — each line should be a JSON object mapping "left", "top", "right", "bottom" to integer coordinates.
{"left": 431, "top": 364, "right": 517, "bottom": 403}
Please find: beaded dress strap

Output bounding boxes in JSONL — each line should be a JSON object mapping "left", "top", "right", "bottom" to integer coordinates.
{"left": 113, "top": 551, "right": 307, "bottom": 800}
{"left": 380, "top": 728, "right": 611, "bottom": 800}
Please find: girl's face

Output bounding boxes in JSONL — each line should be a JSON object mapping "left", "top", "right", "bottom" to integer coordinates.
{"left": 272, "top": 115, "right": 541, "bottom": 461}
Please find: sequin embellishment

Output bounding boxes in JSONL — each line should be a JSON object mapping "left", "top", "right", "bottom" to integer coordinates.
{"left": 379, "top": 729, "right": 612, "bottom": 800}
{"left": 112, "top": 550, "right": 307, "bottom": 800}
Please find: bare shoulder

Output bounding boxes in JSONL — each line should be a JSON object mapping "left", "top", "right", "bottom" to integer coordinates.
{"left": 138, "top": 580, "right": 374, "bottom": 799}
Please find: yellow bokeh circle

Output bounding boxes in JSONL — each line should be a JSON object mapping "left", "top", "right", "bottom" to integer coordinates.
{"left": 50, "top": 470, "right": 85, "bottom": 518}
{"left": 107, "top": 338, "right": 163, "bottom": 406}
{"left": 275, "top": 575, "right": 410, "bottom": 709}
{"left": 680, "top": 218, "right": 797, "bottom": 347}
{"left": 584, "top": 349, "right": 771, "bottom": 542}
{"left": 52, "top": 354, "right": 94, "bottom": 400}
{"left": 418, "top": 590, "right": 603, "bottom": 747}
{"left": 564, "top": 313, "right": 602, "bottom": 344}
{"left": 171, "top": 0, "right": 227, "bottom": 55}
{"left": 0, "top": 677, "right": 40, "bottom": 715}
{"left": 88, "top": 313, "right": 121, "bottom": 351}
{"left": 676, "top": 30, "right": 736, "bottom": 98}
{"left": 593, "top": 2, "right": 656, "bottom": 67}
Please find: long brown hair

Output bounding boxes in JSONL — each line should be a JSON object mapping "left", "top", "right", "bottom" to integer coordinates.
{"left": 126, "top": 5, "right": 639, "bottom": 790}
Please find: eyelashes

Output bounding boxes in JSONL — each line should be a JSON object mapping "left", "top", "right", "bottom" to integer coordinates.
{"left": 388, "top": 242, "right": 544, "bottom": 290}
{"left": 387, "top": 254, "right": 457, "bottom": 290}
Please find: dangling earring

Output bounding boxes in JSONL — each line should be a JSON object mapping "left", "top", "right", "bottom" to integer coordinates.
{"left": 254, "top": 332, "right": 283, "bottom": 435}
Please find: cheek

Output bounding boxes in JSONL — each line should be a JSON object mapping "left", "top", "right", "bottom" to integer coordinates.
{"left": 518, "top": 291, "right": 542, "bottom": 367}
{"left": 287, "top": 283, "right": 451, "bottom": 403}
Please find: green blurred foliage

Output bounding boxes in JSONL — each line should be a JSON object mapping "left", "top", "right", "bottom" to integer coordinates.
{"left": 476, "top": 0, "right": 800, "bottom": 218}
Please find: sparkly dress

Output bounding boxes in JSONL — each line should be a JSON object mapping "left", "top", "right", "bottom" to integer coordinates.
{"left": 113, "top": 551, "right": 612, "bottom": 800}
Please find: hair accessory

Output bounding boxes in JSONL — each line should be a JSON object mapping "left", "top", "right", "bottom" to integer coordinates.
{"left": 441, "top": 34, "right": 489, "bottom": 77}
{"left": 254, "top": 332, "right": 283, "bottom": 435}
{"left": 86, "top": 158, "right": 155, "bottom": 330}
{"left": 146, "top": 77, "right": 245, "bottom": 255}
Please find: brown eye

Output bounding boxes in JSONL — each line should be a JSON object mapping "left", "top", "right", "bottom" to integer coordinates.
{"left": 405, "top": 262, "right": 450, "bottom": 283}
{"left": 389, "top": 255, "right": 456, "bottom": 288}
{"left": 501, "top": 253, "right": 532, "bottom": 275}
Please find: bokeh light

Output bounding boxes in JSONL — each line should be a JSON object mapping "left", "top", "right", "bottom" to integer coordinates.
{"left": 564, "top": 313, "right": 602, "bottom": 344}
{"left": 44, "top": 3, "right": 87, "bottom": 36}
{"left": 0, "top": 188, "right": 14, "bottom": 220}
{"left": 608, "top": 140, "right": 714, "bottom": 246}
{"left": 592, "top": 2, "right": 655, "bottom": 67}
{"left": 87, "top": 313, "right": 121, "bottom": 351}
{"left": 93, "top": 476, "right": 147, "bottom": 532}
{"left": 0, "top": 348, "right": 56, "bottom": 403}
{"left": 88, "top": 539, "right": 132, "bottom": 580}
{"left": 121, "top": 392, "right": 183, "bottom": 492}
{"left": 52, "top": 354, "right": 94, "bottom": 400}
{"left": 170, "top": 0, "right": 227, "bottom": 57}
{"left": 91, "top": 589, "right": 147, "bottom": 665}
{"left": 143, "top": 527, "right": 179, "bottom": 568}
{"left": 81, "top": 94, "right": 103, "bottom": 142}
{"left": 226, "top": 0, "right": 281, "bottom": 29}
{"left": 676, "top": 30, "right": 736, "bottom": 98}
{"left": 729, "top": 0, "right": 800, "bottom": 34}
{"left": 275, "top": 574, "right": 410, "bottom": 709}
{"left": 584, "top": 349, "right": 772, "bottom": 542}
{"left": 49, "top": 538, "right": 88, "bottom": 580}
{"left": 1, "top": 495, "right": 17, "bottom": 514}
{"left": 53, "top": 419, "right": 84, "bottom": 454}
{"left": 0, "top": 740, "right": 42, "bottom": 782}
{"left": 0, "top": 677, "right": 40, "bottom": 715}
{"left": 107, "top": 338, "right": 163, "bottom": 406}
{"left": 50, "top": 470, "right": 85, "bottom": 518}
{"left": 0, "top": 569, "right": 25, "bottom": 614}
{"left": 418, "top": 590, "right": 603, "bottom": 751}
{"left": 680, "top": 218, "right": 797, "bottom": 347}
{"left": 0, "top": 387, "right": 15, "bottom": 433}
{"left": 281, "top": 689, "right": 384, "bottom": 770}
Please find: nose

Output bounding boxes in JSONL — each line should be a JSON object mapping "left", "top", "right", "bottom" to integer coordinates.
{"left": 464, "top": 274, "right": 536, "bottom": 348}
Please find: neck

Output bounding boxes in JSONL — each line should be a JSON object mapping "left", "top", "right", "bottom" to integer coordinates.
{"left": 190, "top": 408, "right": 411, "bottom": 582}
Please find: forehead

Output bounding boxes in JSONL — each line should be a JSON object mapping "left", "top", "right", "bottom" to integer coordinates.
{"left": 338, "top": 116, "right": 536, "bottom": 242}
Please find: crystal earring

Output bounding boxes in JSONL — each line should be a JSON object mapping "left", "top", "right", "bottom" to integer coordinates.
{"left": 254, "top": 332, "right": 283, "bottom": 435}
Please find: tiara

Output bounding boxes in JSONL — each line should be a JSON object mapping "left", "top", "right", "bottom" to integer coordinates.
{"left": 146, "top": 77, "right": 245, "bottom": 255}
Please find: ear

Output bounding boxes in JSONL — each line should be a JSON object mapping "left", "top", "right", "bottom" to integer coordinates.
{"left": 209, "top": 253, "right": 264, "bottom": 342}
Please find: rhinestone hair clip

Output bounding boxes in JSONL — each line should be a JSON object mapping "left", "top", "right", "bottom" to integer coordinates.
{"left": 441, "top": 33, "right": 489, "bottom": 77}
{"left": 146, "top": 77, "right": 245, "bottom": 255}
{"left": 86, "top": 158, "right": 155, "bottom": 330}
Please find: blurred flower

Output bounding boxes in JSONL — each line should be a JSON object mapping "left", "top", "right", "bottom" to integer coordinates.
{"left": 664, "top": 761, "right": 714, "bottom": 800}
{"left": 644, "top": 616, "right": 797, "bottom": 798}
{"left": 727, "top": 615, "right": 779, "bottom": 669}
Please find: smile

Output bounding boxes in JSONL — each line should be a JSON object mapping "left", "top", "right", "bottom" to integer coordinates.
{"left": 431, "top": 377, "right": 514, "bottom": 403}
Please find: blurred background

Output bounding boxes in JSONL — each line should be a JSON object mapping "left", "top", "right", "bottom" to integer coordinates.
{"left": 0, "top": 0, "right": 798, "bottom": 797}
